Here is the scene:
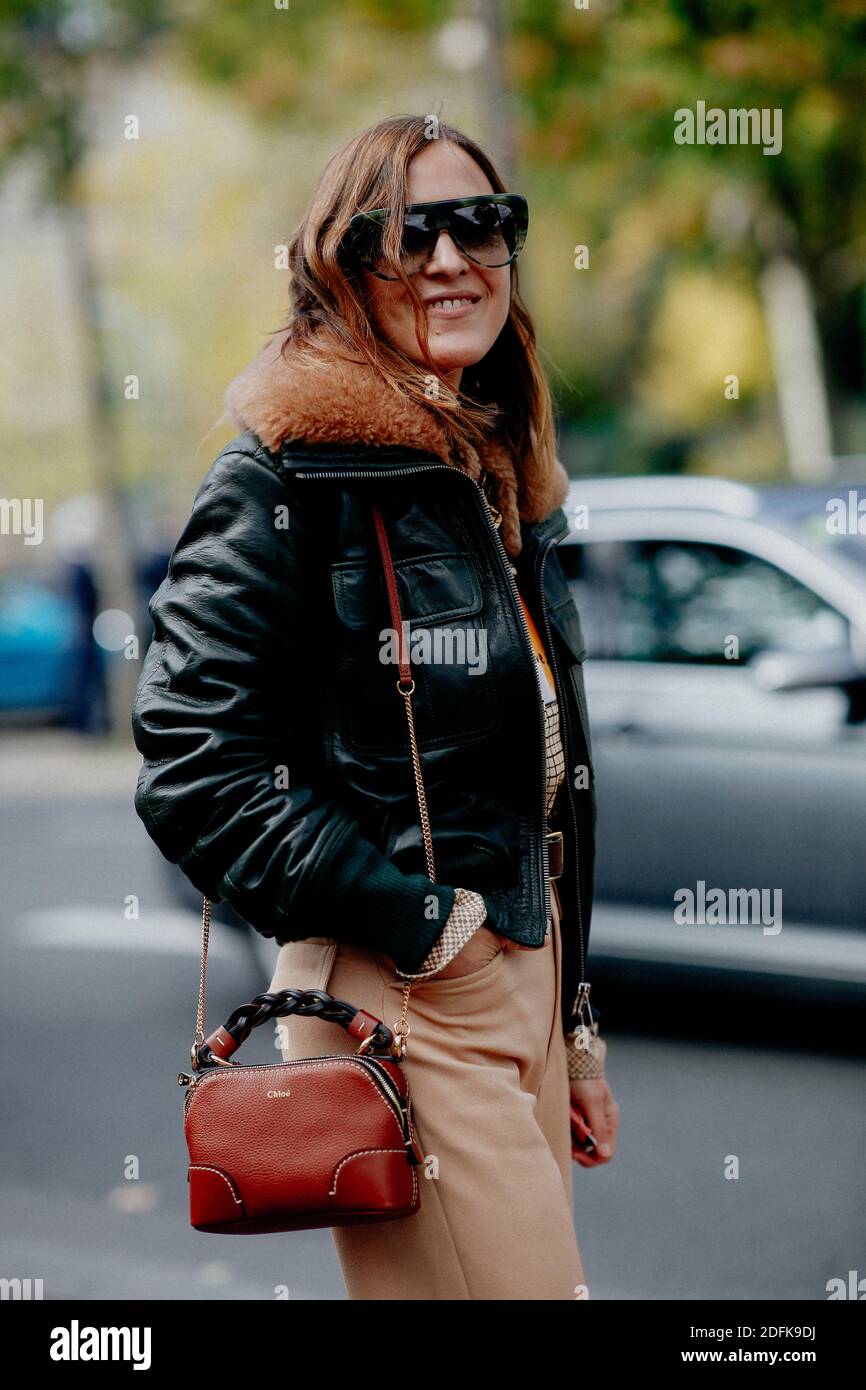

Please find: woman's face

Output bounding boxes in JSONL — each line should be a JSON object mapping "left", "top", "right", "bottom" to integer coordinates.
{"left": 361, "top": 141, "right": 512, "bottom": 389}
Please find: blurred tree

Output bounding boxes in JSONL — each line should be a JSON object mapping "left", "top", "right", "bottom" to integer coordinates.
{"left": 6, "top": 0, "right": 865, "bottom": 509}
{"left": 508, "top": 0, "right": 866, "bottom": 477}
{"left": 0, "top": 0, "right": 172, "bottom": 733}
{"left": 169, "top": 0, "right": 866, "bottom": 476}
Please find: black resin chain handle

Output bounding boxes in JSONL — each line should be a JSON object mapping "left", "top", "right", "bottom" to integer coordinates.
{"left": 190, "top": 986, "right": 396, "bottom": 1072}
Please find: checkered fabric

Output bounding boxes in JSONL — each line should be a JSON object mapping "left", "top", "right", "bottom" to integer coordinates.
{"left": 544, "top": 696, "right": 566, "bottom": 818}
{"left": 564, "top": 1030, "right": 607, "bottom": 1079}
{"left": 393, "top": 483, "right": 571, "bottom": 989}
{"left": 395, "top": 886, "right": 489, "bottom": 980}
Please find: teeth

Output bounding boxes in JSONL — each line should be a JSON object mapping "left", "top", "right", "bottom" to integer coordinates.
{"left": 430, "top": 298, "right": 474, "bottom": 310}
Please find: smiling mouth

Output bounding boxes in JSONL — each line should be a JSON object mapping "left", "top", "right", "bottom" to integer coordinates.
{"left": 425, "top": 295, "right": 481, "bottom": 316}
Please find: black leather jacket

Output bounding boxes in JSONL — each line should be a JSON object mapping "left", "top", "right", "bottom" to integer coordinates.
{"left": 131, "top": 430, "right": 596, "bottom": 1036}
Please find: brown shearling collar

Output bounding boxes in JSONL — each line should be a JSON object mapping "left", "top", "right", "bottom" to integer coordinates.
{"left": 224, "top": 328, "right": 569, "bottom": 557}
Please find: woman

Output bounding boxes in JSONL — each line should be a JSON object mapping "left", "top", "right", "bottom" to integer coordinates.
{"left": 132, "top": 114, "right": 619, "bottom": 1300}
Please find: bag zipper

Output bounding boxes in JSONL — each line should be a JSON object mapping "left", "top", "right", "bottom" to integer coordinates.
{"left": 182, "top": 1052, "right": 417, "bottom": 1157}
{"left": 292, "top": 459, "right": 565, "bottom": 948}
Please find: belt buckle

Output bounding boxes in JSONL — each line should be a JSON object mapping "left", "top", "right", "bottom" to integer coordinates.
{"left": 545, "top": 828, "right": 563, "bottom": 880}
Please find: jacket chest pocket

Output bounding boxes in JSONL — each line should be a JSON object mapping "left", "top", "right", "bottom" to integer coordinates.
{"left": 330, "top": 550, "right": 499, "bottom": 752}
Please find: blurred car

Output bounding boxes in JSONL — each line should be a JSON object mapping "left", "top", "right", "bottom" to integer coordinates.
{"left": 0, "top": 549, "right": 170, "bottom": 732}
{"left": 159, "top": 475, "right": 866, "bottom": 1005}
{"left": 0, "top": 571, "right": 80, "bottom": 724}
{"left": 559, "top": 476, "right": 866, "bottom": 1009}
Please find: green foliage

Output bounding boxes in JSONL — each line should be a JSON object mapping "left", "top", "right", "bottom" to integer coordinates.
{"left": 0, "top": 0, "right": 170, "bottom": 190}
{"left": 4, "top": 0, "right": 865, "bottom": 489}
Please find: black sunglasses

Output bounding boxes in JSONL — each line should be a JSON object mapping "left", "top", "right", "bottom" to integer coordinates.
{"left": 344, "top": 193, "right": 529, "bottom": 280}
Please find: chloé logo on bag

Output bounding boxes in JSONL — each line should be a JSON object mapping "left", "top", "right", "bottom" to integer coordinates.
{"left": 267, "top": 1089, "right": 292, "bottom": 1099}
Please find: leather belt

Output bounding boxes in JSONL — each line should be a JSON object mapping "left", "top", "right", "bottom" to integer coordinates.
{"left": 546, "top": 828, "right": 563, "bottom": 879}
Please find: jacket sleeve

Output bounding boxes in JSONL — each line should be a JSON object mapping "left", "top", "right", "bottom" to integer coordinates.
{"left": 131, "top": 446, "right": 457, "bottom": 974}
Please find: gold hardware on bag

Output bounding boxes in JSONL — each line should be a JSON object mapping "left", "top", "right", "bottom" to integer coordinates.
{"left": 391, "top": 1006, "right": 410, "bottom": 1060}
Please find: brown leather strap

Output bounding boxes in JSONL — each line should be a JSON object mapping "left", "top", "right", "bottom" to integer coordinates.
{"left": 371, "top": 503, "right": 412, "bottom": 686}
{"left": 346, "top": 1009, "right": 381, "bottom": 1043}
{"left": 369, "top": 501, "right": 437, "bottom": 884}
{"left": 547, "top": 829, "right": 564, "bottom": 878}
{"left": 203, "top": 1024, "right": 239, "bottom": 1063}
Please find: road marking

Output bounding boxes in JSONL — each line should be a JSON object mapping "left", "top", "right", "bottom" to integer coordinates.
{"left": 5, "top": 907, "right": 254, "bottom": 960}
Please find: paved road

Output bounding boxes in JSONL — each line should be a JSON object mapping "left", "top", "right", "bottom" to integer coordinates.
{"left": 0, "top": 734, "right": 862, "bottom": 1300}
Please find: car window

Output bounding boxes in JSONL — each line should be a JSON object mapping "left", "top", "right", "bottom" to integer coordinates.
{"left": 559, "top": 539, "right": 850, "bottom": 662}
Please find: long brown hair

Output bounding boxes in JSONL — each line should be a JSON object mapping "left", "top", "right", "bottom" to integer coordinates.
{"left": 279, "top": 114, "right": 557, "bottom": 483}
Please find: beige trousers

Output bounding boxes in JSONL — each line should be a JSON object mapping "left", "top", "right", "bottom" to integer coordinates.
{"left": 268, "top": 884, "right": 586, "bottom": 1300}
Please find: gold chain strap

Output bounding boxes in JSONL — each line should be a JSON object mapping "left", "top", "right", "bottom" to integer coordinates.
{"left": 369, "top": 499, "right": 440, "bottom": 1061}
{"left": 401, "top": 682, "right": 435, "bottom": 882}
{"left": 390, "top": 674, "right": 437, "bottom": 1058}
{"left": 191, "top": 895, "right": 211, "bottom": 1070}
{"left": 190, "top": 505, "right": 439, "bottom": 1067}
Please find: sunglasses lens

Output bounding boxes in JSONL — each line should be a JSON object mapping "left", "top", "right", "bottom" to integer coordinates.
{"left": 451, "top": 200, "right": 520, "bottom": 266}
{"left": 350, "top": 213, "right": 436, "bottom": 278}
{"left": 400, "top": 213, "right": 439, "bottom": 273}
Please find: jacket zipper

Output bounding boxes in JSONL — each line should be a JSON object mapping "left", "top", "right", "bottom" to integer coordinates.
{"left": 535, "top": 544, "right": 586, "bottom": 990}
{"left": 292, "top": 459, "right": 581, "bottom": 955}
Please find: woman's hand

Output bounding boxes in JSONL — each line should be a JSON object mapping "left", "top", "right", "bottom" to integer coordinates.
{"left": 428, "top": 924, "right": 510, "bottom": 980}
{"left": 570, "top": 1078, "right": 620, "bottom": 1167}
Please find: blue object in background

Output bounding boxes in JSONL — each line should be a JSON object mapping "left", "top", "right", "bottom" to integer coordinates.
{"left": 0, "top": 575, "right": 78, "bottom": 719}
{"left": 0, "top": 549, "right": 168, "bottom": 731}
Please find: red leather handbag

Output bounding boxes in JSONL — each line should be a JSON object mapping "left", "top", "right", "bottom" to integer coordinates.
{"left": 177, "top": 501, "right": 433, "bottom": 1234}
